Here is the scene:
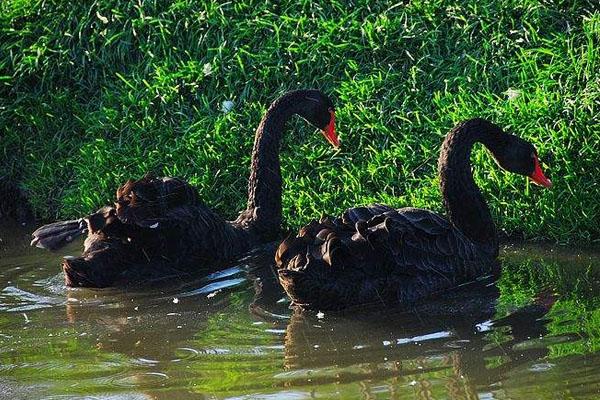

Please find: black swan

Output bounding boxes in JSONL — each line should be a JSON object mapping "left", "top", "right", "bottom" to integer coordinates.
{"left": 31, "top": 89, "right": 338, "bottom": 287}
{"left": 276, "top": 118, "right": 552, "bottom": 310}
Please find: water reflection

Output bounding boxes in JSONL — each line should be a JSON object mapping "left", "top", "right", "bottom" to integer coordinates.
{"left": 281, "top": 280, "right": 555, "bottom": 398}
{"left": 0, "top": 223, "right": 599, "bottom": 399}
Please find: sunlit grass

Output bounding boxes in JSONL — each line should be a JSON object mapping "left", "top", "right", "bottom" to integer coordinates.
{"left": 1, "top": 0, "right": 599, "bottom": 242}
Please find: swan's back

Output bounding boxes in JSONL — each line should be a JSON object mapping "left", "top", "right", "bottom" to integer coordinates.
{"left": 115, "top": 176, "right": 200, "bottom": 226}
{"left": 103, "top": 176, "right": 251, "bottom": 263}
{"left": 61, "top": 176, "right": 251, "bottom": 287}
{"left": 276, "top": 205, "right": 498, "bottom": 310}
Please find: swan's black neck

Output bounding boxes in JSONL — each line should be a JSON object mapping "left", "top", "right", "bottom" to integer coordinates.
{"left": 236, "top": 91, "right": 313, "bottom": 241}
{"left": 438, "top": 119, "right": 504, "bottom": 256}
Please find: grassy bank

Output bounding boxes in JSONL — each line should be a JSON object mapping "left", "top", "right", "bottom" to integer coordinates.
{"left": 1, "top": 0, "right": 599, "bottom": 243}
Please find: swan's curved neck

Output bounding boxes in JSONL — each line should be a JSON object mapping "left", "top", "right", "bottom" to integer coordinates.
{"left": 237, "top": 92, "right": 308, "bottom": 240}
{"left": 438, "top": 119, "right": 503, "bottom": 255}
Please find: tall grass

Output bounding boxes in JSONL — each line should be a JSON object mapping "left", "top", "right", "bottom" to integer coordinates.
{"left": 1, "top": 0, "right": 599, "bottom": 243}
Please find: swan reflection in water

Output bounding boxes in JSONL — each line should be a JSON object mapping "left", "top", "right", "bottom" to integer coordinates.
{"left": 278, "top": 279, "right": 555, "bottom": 398}
{"left": 60, "top": 250, "right": 559, "bottom": 399}
{"left": 251, "top": 256, "right": 559, "bottom": 399}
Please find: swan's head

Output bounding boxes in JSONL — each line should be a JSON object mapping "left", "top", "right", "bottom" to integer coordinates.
{"left": 299, "top": 90, "right": 339, "bottom": 148}
{"left": 491, "top": 134, "right": 552, "bottom": 188}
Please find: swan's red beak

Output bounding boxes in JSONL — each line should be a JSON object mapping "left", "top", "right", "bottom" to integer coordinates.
{"left": 529, "top": 155, "right": 552, "bottom": 188}
{"left": 321, "top": 109, "right": 339, "bottom": 148}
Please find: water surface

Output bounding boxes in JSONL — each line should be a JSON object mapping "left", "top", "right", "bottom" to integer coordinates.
{"left": 1, "top": 222, "right": 599, "bottom": 399}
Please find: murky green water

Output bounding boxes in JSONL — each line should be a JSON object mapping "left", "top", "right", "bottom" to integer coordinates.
{"left": 1, "top": 222, "right": 600, "bottom": 399}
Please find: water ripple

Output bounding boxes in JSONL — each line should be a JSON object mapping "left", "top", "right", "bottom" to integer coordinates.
{"left": 0, "top": 286, "right": 64, "bottom": 312}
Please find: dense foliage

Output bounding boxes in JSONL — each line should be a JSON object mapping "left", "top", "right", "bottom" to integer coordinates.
{"left": 1, "top": 0, "right": 599, "bottom": 242}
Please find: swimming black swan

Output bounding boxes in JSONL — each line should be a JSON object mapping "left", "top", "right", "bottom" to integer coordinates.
{"left": 31, "top": 89, "right": 338, "bottom": 287}
{"left": 276, "top": 118, "right": 552, "bottom": 310}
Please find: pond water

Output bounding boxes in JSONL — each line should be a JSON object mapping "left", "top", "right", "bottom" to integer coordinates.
{"left": 1, "top": 222, "right": 600, "bottom": 399}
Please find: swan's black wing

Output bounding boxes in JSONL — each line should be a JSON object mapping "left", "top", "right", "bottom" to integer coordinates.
{"left": 31, "top": 219, "right": 87, "bottom": 250}
{"left": 115, "top": 176, "right": 200, "bottom": 227}
{"left": 113, "top": 176, "right": 250, "bottom": 260}
{"left": 128, "top": 202, "right": 251, "bottom": 262}
{"left": 63, "top": 202, "right": 252, "bottom": 288}
{"left": 30, "top": 206, "right": 117, "bottom": 251}
{"left": 276, "top": 204, "right": 498, "bottom": 310}
{"left": 60, "top": 177, "right": 252, "bottom": 287}
{"left": 31, "top": 176, "right": 200, "bottom": 251}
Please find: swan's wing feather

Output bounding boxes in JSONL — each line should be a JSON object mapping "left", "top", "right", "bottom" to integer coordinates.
{"left": 338, "top": 204, "right": 396, "bottom": 226}
{"left": 133, "top": 203, "right": 249, "bottom": 262}
{"left": 115, "top": 176, "right": 201, "bottom": 227}
{"left": 371, "top": 208, "right": 485, "bottom": 279}
{"left": 276, "top": 206, "right": 494, "bottom": 310}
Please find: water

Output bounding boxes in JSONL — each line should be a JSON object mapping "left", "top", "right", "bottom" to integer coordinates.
{"left": 1, "top": 222, "right": 600, "bottom": 399}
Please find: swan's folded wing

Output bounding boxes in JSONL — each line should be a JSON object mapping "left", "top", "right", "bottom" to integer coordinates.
{"left": 338, "top": 204, "right": 397, "bottom": 227}
{"left": 115, "top": 176, "right": 201, "bottom": 227}
{"left": 130, "top": 204, "right": 249, "bottom": 262}
{"left": 276, "top": 205, "right": 496, "bottom": 310}
{"left": 330, "top": 205, "right": 479, "bottom": 276}
{"left": 32, "top": 176, "right": 202, "bottom": 251}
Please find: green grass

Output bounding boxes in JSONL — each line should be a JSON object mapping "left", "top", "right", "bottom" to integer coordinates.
{"left": 1, "top": 0, "right": 599, "bottom": 243}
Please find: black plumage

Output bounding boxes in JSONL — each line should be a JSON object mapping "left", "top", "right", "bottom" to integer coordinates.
{"left": 276, "top": 119, "right": 552, "bottom": 310}
{"left": 31, "top": 90, "right": 337, "bottom": 287}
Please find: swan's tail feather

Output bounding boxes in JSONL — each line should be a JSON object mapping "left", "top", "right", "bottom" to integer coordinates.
{"left": 31, "top": 219, "right": 87, "bottom": 251}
